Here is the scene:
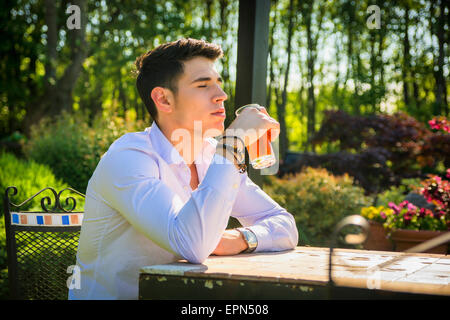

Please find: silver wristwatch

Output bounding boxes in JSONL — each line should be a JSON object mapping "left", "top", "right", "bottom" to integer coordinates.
{"left": 236, "top": 227, "right": 258, "bottom": 253}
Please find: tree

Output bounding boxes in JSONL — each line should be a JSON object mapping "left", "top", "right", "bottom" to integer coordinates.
{"left": 430, "top": 0, "right": 449, "bottom": 116}
{"left": 23, "top": 0, "right": 88, "bottom": 133}
{"left": 274, "top": 0, "right": 295, "bottom": 161}
{"left": 297, "top": 0, "right": 326, "bottom": 152}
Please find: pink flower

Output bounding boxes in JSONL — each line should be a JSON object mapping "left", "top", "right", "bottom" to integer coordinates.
{"left": 388, "top": 202, "right": 400, "bottom": 214}
{"left": 429, "top": 117, "right": 450, "bottom": 132}
{"left": 444, "top": 125, "right": 450, "bottom": 133}
{"left": 419, "top": 208, "right": 426, "bottom": 218}
{"left": 407, "top": 202, "right": 417, "bottom": 211}
{"left": 428, "top": 119, "right": 438, "bottom": 129}
{"left": 399, "top": 200, "right": 409, "bottom": 208}
{"left": 380, "top": 211, "right": 387, "bottom": 219}
{"left": 403, "top": 211, "right": 412, "bottom": 225}
{"left": 418, "top": 208, "right": 434, "bottom": 218}
{"left": 446, "top": 169, "right": 450, "bottom": 179}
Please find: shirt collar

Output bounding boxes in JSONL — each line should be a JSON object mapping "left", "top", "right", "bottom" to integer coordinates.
{"left": 146, "top": 122, "right": 218, "bottom": 168}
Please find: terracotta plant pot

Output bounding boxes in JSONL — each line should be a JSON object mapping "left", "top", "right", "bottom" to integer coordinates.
{"left": 364, "top": 221, "right": 393, "bottom": 251}
{"left": 390, "top": 229, "right": 449, "bottom": 254}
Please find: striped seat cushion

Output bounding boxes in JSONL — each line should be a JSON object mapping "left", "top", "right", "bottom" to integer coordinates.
{"left": 10, "top": 212, "right": 83, "bottom": 227}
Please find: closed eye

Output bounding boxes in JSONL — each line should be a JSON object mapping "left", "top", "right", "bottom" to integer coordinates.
{"left": 192, "top": 76, "right": 223, "bottom": 88}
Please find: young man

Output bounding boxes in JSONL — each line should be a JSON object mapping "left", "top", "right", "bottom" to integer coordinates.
{"left": 69, "top": 38, "right": 298, "bottom": 300}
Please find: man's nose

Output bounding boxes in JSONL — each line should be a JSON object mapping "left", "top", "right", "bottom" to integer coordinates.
{"left": 213, "top": 85, "right": 228, "bottom": 103}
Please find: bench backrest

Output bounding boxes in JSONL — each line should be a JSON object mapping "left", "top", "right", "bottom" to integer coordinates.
{"left": 3, "top": 186, "right": 85, "bottom": 300}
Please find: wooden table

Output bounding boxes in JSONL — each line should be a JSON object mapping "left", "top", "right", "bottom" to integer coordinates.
{"left": 139, "top": 246, "right": 450, "bottom": 299}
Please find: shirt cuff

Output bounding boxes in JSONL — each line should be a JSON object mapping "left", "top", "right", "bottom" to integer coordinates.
{"left": 246, "top": 225, "right": 272, "bottom": 253}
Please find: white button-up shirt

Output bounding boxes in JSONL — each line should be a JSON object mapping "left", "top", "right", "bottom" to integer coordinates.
{"left": 69, "top": 122, "right": 298, "bottom": 300}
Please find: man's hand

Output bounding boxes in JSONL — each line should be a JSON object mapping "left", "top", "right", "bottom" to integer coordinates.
{"left": 212, "top": 229, "right": 248, "bottom": 256}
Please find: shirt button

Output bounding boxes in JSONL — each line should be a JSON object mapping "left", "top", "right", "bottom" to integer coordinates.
{"left": 233, "top": 183, "right": 238, "bottom": 189}
{"left": 184, "top": 186, "right": 189, "bottom": 190}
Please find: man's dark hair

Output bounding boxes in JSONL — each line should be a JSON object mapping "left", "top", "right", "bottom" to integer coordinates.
{"left": 135, "top": 38, "right": 223, "bottom": 121}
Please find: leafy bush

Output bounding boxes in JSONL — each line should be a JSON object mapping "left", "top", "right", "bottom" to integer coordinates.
{"left": 374, "top": 178, "right": 423, "bottom": 207}
{"left": 0, "top": 152, "right": 78, "bottom": 213}
{"left": 0, "top": 217, "right": 7, "bottom": 299}
{"left": 24, "top": 111, "right": 146, "bottom": 192}
{"left": 279, "top": 148, "right": 392, "bottom": 194}
{"left": 305, "top": 110, "right": 450, "bottom": 193}
{"left": 263, "top": 167, "right": 372, "bottom": 247}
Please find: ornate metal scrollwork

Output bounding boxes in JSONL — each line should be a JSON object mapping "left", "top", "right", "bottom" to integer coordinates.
{"left": 57, "top": 187, "right": 85, "bottom": 212}
{"left": 5, "top": 186, "right": 85, "bottom": 213}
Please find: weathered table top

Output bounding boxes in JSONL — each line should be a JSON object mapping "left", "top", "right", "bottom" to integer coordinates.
{"left": 140, "top": 246, "right": 450, "bottom": 298}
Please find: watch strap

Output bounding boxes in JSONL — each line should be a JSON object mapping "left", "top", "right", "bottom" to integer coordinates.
{"left": 236, "top": 227, "right": 258, "bottom": 253}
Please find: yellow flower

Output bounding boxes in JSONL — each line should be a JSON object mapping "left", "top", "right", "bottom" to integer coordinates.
{"left": 361, "top": 206, "right": 393, "bottom": 221}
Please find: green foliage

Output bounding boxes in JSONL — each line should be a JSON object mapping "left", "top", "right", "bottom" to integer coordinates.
{"left": 0, "top": 152, "right": 74, "bottom": 213}
{"left": 263, "top": 167, "right": 372, "bottom": 247}
{"left": 375, "top": 178, "right": 423, "bottom": 207}
{"left": 0, "top": 152, "right": 84, "bottom": 300}
{"left": 24, "top": 112, "right": 146, "bottom": 193}
{"left": 0, "top": 216, "right": 7, "bottom": 299}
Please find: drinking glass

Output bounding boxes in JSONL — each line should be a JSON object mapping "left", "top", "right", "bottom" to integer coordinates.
{"left": 235, "top": 104, "right": 277, "bottom": 169}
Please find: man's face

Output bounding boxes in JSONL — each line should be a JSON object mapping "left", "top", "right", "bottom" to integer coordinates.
{"left": 169, "top": 56, "right": 228, "bottom": 137}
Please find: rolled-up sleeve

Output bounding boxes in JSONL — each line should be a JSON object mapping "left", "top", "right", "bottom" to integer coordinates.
{"left": 93, "top": 147, "right": 241, "bottom": 264}
{"left": 231, "top": 176, "right": 299, "bottom": 252}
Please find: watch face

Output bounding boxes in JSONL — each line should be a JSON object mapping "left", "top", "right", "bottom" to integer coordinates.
{"left": 243, "top": 228, "right": 257, "bottom": 250}
{"left": 237, "top": 228, "right": 257, "bottom": 252}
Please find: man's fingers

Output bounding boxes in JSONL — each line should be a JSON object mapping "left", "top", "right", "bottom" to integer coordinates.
{"left": 269, "top": 127, "right": 280, "bottom": 141}
{"left": 257, "top": 106, "right": 280, "bottom": 141}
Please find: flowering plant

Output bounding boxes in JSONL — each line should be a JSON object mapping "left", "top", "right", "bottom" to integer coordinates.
{"left": 418, "top": 116, "right": 450, "bottom": 168}
{"left": 360, "top": 206, "right": 393, "bottom": 224}
{"left": 428, "top": 116, "right": 450, "bottom": 133}
{"left": 383, "top": 200, "right": 447, "bottom": 232}
{"left": 383, "top": 169, "right": 450, "bottom": 231}
{"left": 420, "top": 169, "right": 450, "bottom": 218}
{"left": 362, "top": 169, "right": 450, "bottom": 232}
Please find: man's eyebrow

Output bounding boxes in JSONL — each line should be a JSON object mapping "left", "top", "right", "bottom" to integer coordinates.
{"left": 190, "top": 76, "right": 223, "bottom": 84}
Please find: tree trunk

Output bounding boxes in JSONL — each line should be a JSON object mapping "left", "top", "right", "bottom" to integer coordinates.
{"left": 305, "top": 1, "right": 316, "bottom": 152}
{"left": 276, "top": 0, "right": 294, "bottom": 162}
{"left": 203, "top": 0, "right": 213, "bottom": 40}
{"left": 218, "top": 0, "right": 235, "bottom": 128}
{"left": 434, "top": 0, "right": 448, "bottom": 115}
{"left": 402, "top": 6, "right": 411, "bottom": 109}
{"left": 266, "top": 1, "right": 276, "bottom": 114}
{"left": 370, "top": 32, "right": 376, "bottom": 113}
{"left": 354, "top": 51, "right": 361, "bottom": 115}
{"left": 118, "top": 68, "right": 127, "bottom": 116}
{"left": 344, "top": 7, "right": 353, "bottom": 89}
{"left": 333, "top": 33, "right": 342, "bottom": 110}
{"left": 44, "top": 0, "right": 57, "bottom": 91}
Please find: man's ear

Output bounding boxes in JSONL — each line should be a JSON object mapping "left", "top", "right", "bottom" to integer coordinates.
{"left": 150, "top": 87, "right": 174, "bottom": 114}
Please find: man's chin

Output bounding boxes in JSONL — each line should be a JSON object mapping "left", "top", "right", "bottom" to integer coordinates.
{"left": 204, "top": 123, "right": 225, "bottom": 138}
